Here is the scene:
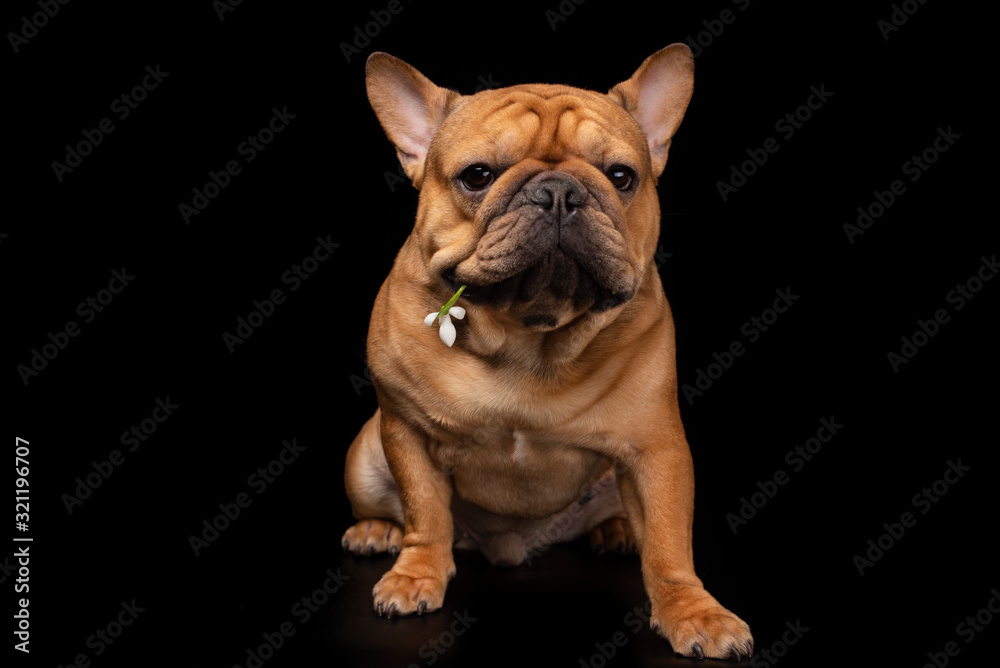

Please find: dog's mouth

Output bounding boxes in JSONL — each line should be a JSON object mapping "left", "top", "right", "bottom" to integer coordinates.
{"left": 445, "top": 250, "right": 627, "bottom": 317}
{"left": 446, "top": 171, "right": 637, "bottom": 325}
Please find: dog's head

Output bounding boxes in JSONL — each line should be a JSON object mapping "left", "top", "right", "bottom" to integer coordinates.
{"left": 367, "top": 46, "right": 693, "bottom": 331}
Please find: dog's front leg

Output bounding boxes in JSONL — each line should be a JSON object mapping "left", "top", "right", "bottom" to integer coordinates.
{"left": 617, "top": 430, "right": 754, "bottom": 660}
{"left": 371, "top": 409, "right": 455, "bottom": 617}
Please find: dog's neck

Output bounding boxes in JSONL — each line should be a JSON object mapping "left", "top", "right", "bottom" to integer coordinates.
{"left": 458, "top": 266, "right": 666, "bottom": 376}
{"left": 388, "top": 236, "right": 666, "bottom": 376}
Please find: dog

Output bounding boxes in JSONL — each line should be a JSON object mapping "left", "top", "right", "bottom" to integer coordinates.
{"left": 342, "top": 45, "right": 754, "bottom": 661}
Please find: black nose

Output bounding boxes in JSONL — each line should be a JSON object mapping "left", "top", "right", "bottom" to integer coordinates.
{"left": 529, "top": 178, "right": 585, "bottom": 214}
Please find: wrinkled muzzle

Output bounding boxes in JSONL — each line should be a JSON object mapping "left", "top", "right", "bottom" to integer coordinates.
{"left": 451, "top": 170, "right": 638, "bottom": 319}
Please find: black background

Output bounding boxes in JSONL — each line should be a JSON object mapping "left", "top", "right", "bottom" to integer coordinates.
{"left": 6, "top": 1, "right": 995, "bottom": 667}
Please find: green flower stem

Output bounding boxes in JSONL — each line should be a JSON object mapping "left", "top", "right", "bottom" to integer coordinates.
{"left": 436, "top": 284, "right": 467, "bottom": 321}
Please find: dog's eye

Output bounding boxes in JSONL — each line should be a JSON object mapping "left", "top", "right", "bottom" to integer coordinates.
{"left": 459, "top": 164, "right": 495, "bottom": 191}
{"left": 607, "top": 165, "right": 635, "bottom": 191}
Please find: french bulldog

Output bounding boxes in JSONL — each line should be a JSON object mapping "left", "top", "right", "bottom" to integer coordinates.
{"left": 342, "top": 45, "right": 754, "bottom": 660}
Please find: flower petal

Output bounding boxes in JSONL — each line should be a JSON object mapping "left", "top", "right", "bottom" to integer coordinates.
{"left": 424, "top": 312, "right": 438, "bottom": 327}
{"left": 439, "top": 314, "right": 456, "bottom": 347}
{"left": 449, "top": 306, "right": 466, "bottom": 320}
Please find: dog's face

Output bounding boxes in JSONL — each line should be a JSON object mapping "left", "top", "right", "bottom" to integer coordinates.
{"left": 427, "top": 86, "right": 654, "bottom": 330}
{"left": 367, "top": 46, "right": 694, "bottom": 331}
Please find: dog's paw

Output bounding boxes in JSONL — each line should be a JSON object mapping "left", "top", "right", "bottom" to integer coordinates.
{"left": 650, "top": 586, "right": 753, "bottom": 661}
{"left": 589, "top": 517, "right": 637, "bottom": 555}
{"left": 372, "top": 569, "right": 448, "bottom": 618}
{"left": 342, "top": 519, "right": 403, "bottom": 557}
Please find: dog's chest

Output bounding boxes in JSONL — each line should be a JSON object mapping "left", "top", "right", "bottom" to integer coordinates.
{"left": 429, "top": 428, "right": 606, "bottom": 518}
{"left": 430, "top": 427, "right": 571, "bottom": 472}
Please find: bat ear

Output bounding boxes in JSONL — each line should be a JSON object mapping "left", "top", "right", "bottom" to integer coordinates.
{"left": 366, "top": 52, "right": 462, "bottom": 189}
{"left": 608, "top": 44, "right": 695, "bottom": 177}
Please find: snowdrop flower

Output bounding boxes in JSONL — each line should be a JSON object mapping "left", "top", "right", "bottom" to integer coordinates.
{"left": 424, "top": 285, "right": 467, "bottom": 347}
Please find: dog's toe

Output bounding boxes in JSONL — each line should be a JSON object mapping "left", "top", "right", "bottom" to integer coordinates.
{"left": 342, "top": 519, "right": 403, "bottom": 556}
{"left": 372, "top": 570, "right": 447, "bottom": 617}
{"left": 589, "top": 517, "right": 637, "bottom": 555}
{"left": 649, "top": 585, "right": 754, "bottom": 661}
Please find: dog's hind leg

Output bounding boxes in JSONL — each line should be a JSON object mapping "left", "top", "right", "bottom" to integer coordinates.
{"left": 341, "top": 409, "right": 405, "bottom": 556}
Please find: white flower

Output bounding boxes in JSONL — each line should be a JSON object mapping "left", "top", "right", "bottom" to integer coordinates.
{"left": 425, "top": 306, "right": 465, "bottom": 347}
{"left": 424, "top": 285, "right": 467, "bottom": 348}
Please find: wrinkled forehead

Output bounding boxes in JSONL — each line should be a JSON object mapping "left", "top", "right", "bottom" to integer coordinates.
{"left": 432, "top": 84, "right": 648, "bottom": 174}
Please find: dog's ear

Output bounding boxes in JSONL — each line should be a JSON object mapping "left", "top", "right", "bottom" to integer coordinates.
{"left": 608, "top": 44, "right": 694, "bottom": 177}
{"left": 366, "top": 53, "right": 462, "bottom": 189}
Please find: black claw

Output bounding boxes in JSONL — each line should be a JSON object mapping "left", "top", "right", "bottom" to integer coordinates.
{"left": 375, "top": 601, "right": 383, "bottom": 616}
{"left": 692, "top": 643, "right": 705, "bottom": 660}
{"left": 417, "top": 600, "right": 428, "bottom": 615}
{"left": 389, "top": 546, "right": 400, "bottom": 557}
{"left": 365, "top": 545, "right": 374, "bottom": 556}
{"left": 387, "top": 603, "right": 397, "bottom": 619}
{"left": 616, "top": 541, "right": 625, "bottom": 553}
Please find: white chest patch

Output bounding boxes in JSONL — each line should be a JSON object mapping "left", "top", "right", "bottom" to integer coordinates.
{"left": 512, "top": 431, "right": 529, "bottom": 468}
